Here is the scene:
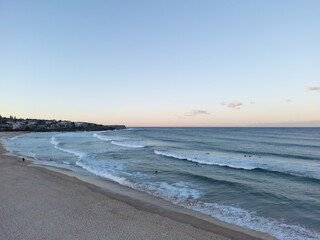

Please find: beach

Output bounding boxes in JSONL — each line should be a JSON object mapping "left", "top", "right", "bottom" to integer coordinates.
{"left": 0, "top": 132, "right": 273, "bottom": 240}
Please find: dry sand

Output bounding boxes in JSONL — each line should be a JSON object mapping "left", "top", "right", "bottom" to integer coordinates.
{"left": 0, "top": 132, "right": 274, "bottom": 240}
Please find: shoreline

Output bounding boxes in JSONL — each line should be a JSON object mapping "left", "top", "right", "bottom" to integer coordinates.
{"left": 0, "top": 132, "right": 275, "bottom": 240}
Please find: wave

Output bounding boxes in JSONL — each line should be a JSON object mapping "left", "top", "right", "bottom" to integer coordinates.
{"left": 72, "top": 161, "right": 320, "bottom": 240}
{"left": 71, "top": 154, "right": 320, "bottom": 240}
{"left": 208, "top": 146, "right": 319, "bottom": 161}
{"left": 3, "top": 138, "right": 37, "bottom": 159}
{"left": 38, "top": 160, "right": 74, "bottom": 170}
{"left": 189, "top": 201, "right": 320, "bottom": 240}
{"left": 124, "top": 180, "right": 320, "bottom": 240}
{"left": 50, "top": 136, "right": 85, "bottom": 159}
{"left": 214, "top": 135, "right": 320, "bottom": 149}
{"left": 93, "top": 132, "right": 145, "bottom": 148}
{"left": 75, "top": 161, "right": 130, "bottom": 185}
{"left": 7, "top": 132, "right": 319, "bottom": 239}
{"left": 111, "top": 140, "right": 145, "bottom": 148}
{"left": 154, "top": 150, "right": 320, "bottom": 180}
{"left": 154, "top": 150, "right": 257, "bottom": 170}
{"left": 93, "top": 132, "right": 113, "bottom": 141}
{"left": 93, "top": 132, "right": 124, "bottom": 142}
{"left": 124, "top": 128, "right": 135, "bottom": 131}
{"left": 135, "top": 181, "right": 202, "bottom": 200}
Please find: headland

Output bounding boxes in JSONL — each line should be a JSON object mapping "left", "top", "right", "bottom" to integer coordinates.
{"left": 0, "top": 116, "right": 125, "bottom": 132}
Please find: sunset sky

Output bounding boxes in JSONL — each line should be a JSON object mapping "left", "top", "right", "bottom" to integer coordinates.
{"left": 1, "top": 0, "right": 319, "bottom": 127}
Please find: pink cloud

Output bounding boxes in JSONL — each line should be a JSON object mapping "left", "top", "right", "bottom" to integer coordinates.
{"left": 307, "top": 86, "right": 320, "bottom": 93}
{"left": 227, "top": 102, "right": 242, "bottom": 110}
{"left": 285, "top": 99, "right": 291, "bottom": 102}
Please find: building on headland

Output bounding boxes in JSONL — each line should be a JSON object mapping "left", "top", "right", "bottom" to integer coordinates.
{"left": 0, "top": 116, "right": 126, "bottom": 132}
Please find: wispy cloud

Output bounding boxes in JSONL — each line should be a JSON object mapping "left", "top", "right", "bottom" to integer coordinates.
{"left": 185, "top": 110, "right": 210, "bottom": 117}
{"left": 307, "top": 86, "right": 320, "bottom": 93}
{"left": 227, "top": 102, "right": 242, "bottom": 110}
{"left": 250, "top": 101, "right": 255, "bottom": 104}
{"left": 285, "top": 98, "right": 291, "bottom": 102}
{"left": 221, "top": 102, "right": 226, "bottom": 106}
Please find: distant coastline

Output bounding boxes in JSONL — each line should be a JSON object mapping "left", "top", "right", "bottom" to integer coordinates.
{"left": 0, "top": 116, "right": 125, "bottom": 132}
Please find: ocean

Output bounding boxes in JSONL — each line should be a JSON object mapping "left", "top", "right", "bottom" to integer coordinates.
{"left": 3, "top": 127, "right": 320, "bottom": 240}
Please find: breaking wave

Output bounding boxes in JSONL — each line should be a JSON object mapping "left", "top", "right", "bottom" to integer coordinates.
{"left": 93, "top": 132, "right": 113, "bottom": 141}
{"left": 75, "top": 160, "right": 130, "bottom": 185}
{"left": 111, "top": 141, "right": 145, "bottom": 148}
{"left": 93, "top": 132, "right": 145, "bottom": 148}
{"left": 154, "top": 150, "right": 320, "bottom": 180}
{"left": 50, "top": 136, "right": 85, "bottom": 159}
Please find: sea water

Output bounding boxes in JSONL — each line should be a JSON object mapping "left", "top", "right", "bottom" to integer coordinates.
{"left": 4, "top": 128, "right": 320, "bottom": 240}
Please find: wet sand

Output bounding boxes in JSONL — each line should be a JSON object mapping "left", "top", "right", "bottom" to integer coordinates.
{"left": 0, "top": 132, "right": 274, "bottom": 240}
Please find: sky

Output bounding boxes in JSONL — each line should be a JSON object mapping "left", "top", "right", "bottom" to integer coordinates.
{"left": 0, "top": 0, "right": 319, "bottom": 127}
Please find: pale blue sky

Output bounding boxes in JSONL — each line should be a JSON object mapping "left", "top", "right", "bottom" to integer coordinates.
{"left": 1, "top": 0, "right": 319, "bottom": 126}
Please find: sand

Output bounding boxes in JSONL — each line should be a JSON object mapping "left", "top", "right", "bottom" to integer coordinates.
{"left": 0, "top": 132, "right": 275, "bottom": 240}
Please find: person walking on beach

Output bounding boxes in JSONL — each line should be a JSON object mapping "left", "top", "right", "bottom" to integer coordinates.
{"left": 22, "top": 158, "right": 25, "bottom": 162}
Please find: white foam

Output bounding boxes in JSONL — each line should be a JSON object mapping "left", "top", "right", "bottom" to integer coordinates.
{"left": 93, "top": 132, "right": 113, "bottom": 141}
{"left": 37, "top": 160, "right": 74, "bottom": 170}
{"left": 136, "top": 181, "right": 202, "bottom": 200}
{"left": 111, "top": 141, "right": 145, "bottom": 148}
{"left": 75, "top": 161, "right": 130, "bottom": 185}
{"left": 127, "top": 180, "right": 320, "bottom": 240}
{"left": 5, "top": 132, "right": 320, "bottom": 239}
{"left": 154, "top": 150, "right": 320, "bottom": 180}
{"left": 154, "top": 150, "right": 256, "bottom": 170}
{"left": 124, "top": 128, "right": 135, "bottom": 131}
{"left": 2, "top": 152, "right": 16, "bottom": 157}
{"left": 50, "top": 135, "right": 60, "bottom": 146}
{"left": 93, "top": 132, "right": 145, "bottom": 148}
{"left": 188, "top": 201, "right": 320, "bottom": 240}
{"left": 50, "top": 136, "right": 85, "bottom": 159}
{"left": 9, "top": 135, "right": 20, "bottom": 140}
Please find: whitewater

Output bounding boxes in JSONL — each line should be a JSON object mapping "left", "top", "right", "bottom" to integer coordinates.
{"left": 4, "top": 127, "right": 320, "bottom": 240}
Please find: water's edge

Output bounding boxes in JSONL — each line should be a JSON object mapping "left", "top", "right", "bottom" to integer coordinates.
{"left": 0, "top": 133, "right": 273, "bottom": 240}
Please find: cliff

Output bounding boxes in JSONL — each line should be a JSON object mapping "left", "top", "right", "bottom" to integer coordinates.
{"left": 0, "top": 116, "right": 126, "bottom": 132}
